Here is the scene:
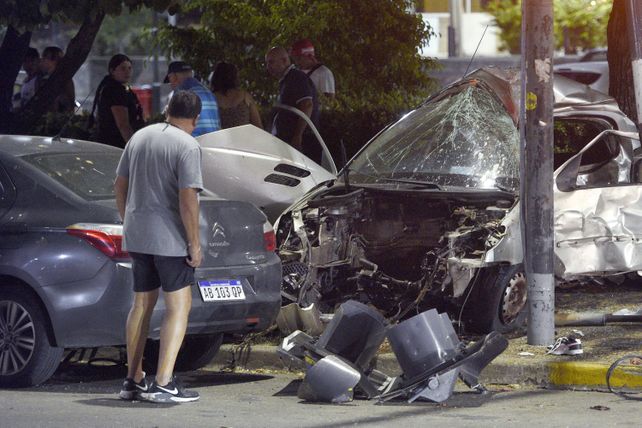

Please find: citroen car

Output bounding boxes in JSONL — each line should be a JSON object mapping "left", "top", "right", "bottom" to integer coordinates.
{"left": 0, "top": 135, "right": 281, "bottom": 387}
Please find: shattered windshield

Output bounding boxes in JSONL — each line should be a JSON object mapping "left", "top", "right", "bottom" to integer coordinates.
{"left": 348, "top": 83, "right": 520, "bottom": 191}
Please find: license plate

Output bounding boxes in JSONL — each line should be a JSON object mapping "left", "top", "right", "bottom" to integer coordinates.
{"left": 198, "top": 279, "right": 246, "bottom": 302}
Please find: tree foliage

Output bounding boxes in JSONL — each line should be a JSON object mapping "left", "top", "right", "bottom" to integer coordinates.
{"left": 0, "top": 1, "right": 183, "bottom": 133}
{"left": 156, "top": 0, "right": 438, "bottom": 157}
{"left": 485, "top": 0, "right": 612, "bottom": 54}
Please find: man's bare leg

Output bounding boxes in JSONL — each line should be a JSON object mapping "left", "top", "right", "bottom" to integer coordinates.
{"left": 155, "top": 285, "right": 192, "bottom": 386}
{"left": 126, "top": 289, "right": 159, "bottom": 381}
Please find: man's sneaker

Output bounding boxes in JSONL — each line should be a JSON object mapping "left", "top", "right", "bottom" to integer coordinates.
{"left": 547, "top": 335, "right": 583, "bottom": 355}
{"left": 141, "top": 377, "right": 200, "bottom": 403}
{"left": 119, "top": 373, "right": 149, "bottom": 400}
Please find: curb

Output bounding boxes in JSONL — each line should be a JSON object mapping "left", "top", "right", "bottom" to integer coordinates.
{"left": 207, "top": 344, "right": 642, "bottom": 390}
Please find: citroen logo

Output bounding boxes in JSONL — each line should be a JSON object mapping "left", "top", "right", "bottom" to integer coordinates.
{"left": 209, "top": 222, "right": 230, "bottom": 248}
{"left": 211, "top": 222, "right": 226, "bottom": 240}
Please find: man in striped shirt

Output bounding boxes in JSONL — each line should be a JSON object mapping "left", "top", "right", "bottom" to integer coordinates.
{"left": 165, "top": 61, "right": 220, "bottom": 136}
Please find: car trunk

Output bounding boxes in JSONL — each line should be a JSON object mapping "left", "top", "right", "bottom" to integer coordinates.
{"left": 198, "top": 198, "right": 269, "bottom": 268}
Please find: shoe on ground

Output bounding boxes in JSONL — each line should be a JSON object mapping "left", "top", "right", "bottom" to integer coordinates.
{"left": 547, "top": 335, "right": 583, "bottom": 356}
{"left": 119, "top": 372, "right": 149, "bottom": 400}
{"left": 140, "top": 376, "right": 200, "bottom": 403}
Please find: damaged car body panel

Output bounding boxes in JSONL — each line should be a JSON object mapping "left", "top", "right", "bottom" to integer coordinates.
{"left": 197, "top": 125, "right": 335, "bottom": 223}
{"left": 275, "top": 68, "right": 639, "bottom": 334}
{"left": 555, "top": 130, "right": 642, "bottom": 277}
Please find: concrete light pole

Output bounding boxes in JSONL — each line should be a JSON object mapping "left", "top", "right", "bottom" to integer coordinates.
{"left": 520, "top": 0, "right": 555, "bottom": 346}
{"left": 448, "top": 0, "right": 463, "bottom": 57}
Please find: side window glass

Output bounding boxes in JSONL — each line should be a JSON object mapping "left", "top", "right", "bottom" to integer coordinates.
{"left": 0, "top": 163, "right": 17, "bottom": 211}
{"left": 554, "top": 118, "right": 609, "bottom": 169}
{"left": 557, "top": 132, "right": 637, "bottom": 192}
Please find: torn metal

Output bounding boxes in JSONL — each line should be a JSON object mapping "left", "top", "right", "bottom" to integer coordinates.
{"left": 275, "top": 68, "right": 640, "bottom": 335}
{"left": 278, "top": 300, "right": 508, "bottom": 404}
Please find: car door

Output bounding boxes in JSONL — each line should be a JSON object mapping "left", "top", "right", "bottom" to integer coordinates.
{"left": 554, "top": 129, "right": 642, "bottom": 277}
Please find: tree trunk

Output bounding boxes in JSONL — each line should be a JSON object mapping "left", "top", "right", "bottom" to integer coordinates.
{"left": 607, "top": 0, "right": 637, "bottom": 122}
{"left": 0, "top": 26, "right": 32, "bottom": 133}
{"left": 14, "top": 11, "right": 106, "bottom": 134}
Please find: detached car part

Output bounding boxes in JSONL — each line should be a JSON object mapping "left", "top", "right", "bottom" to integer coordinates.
{"left": 278, "top": 300, "right": 508, "bottom": 404}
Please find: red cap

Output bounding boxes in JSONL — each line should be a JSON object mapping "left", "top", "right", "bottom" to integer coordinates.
{"left": 290, "top": 39, "right": 315, "bottom": 57}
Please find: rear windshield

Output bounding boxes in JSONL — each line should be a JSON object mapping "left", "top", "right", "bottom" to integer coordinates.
{"left": 22, "top": 152, "right": 120, "bottom": 200}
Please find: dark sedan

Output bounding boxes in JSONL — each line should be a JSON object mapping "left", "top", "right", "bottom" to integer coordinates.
{"left": 0, "top": 135, "right": 281, "bottom": 387}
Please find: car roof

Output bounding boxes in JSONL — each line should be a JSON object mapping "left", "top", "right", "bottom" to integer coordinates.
{"left": 0, "top": 135, "right": 122, "bottom": 158}
{"left": 464, "top": 67, "right": 616, "bottom": 107}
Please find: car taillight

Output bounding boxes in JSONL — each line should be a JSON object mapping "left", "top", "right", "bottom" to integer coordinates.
{"left": 66, "top": 223, "right": 129, "bottom": 259}
{"left": 263, "top": 221, "right": 276, "bottom": 252}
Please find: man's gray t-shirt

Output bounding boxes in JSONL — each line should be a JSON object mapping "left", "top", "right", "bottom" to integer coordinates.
{"left": 116, "top": 122, "right": 203, "bottom": 257}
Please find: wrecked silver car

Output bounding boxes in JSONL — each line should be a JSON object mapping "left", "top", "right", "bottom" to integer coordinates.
{"left": 275, "top": 68, "right": 639, "bottom": 334}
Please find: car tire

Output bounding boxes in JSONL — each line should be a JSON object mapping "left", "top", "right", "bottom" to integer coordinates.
{"left": 463, "top": 264, "right": 528, "bottom": 334}
{"left": 0, "top": 288, "right": 64, "bottom": 387}
{"left": 143, "top": 333, "right": 224, "bottom": 374}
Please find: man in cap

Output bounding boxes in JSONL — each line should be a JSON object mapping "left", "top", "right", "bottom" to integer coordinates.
{"left": 265, "top": 46, "right": 321, "bottom": 164}
{"left": 165, "top": 61, "right": 220, "bottom": 136}
{"left": 290, "top": 39, "right": 335, "bottom": 98}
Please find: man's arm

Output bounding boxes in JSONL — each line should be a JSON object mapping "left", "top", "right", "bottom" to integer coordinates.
{"left": 290, "top": 98, "right": 313, "bottom": 150}
{"left": 179, "top": 187, "right": 202, "bottom": 268}
{"left": 114, "top": 175, "right": 129, "bottom": 221}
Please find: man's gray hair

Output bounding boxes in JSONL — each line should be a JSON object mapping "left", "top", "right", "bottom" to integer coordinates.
{"left": 167, "top": 90, "right": 202, "bottom": 119}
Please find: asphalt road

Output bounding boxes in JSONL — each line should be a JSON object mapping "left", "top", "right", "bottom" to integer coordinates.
{"left": 1, "top": 362, "right": 641, "bottom": 428}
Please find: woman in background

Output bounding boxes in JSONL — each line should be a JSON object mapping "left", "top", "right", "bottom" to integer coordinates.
{"left": 210, "top": 62, "right": 262, "bottom": 129}
{"left": 93, "top": 54, "right": 144, "bottom": 148}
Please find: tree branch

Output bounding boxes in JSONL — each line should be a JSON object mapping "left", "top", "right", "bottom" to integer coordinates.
{"left": 15, "top": 11, "right": 106, "bottom": 133}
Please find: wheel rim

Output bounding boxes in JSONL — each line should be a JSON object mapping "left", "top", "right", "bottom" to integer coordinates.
{"left": 500, "top": 272, "right": 527, "bottom": 324}
{"left": 0, "top": 300, "right": 36, "bottom": 376}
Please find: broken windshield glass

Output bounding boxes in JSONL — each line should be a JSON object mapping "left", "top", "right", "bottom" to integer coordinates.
{"left": 348, "top": 84, "right": 520, "bottom": 191}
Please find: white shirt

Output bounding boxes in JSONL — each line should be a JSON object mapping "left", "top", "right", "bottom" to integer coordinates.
{"left": 303, "top": 64, "right": 335, "bottom": 96}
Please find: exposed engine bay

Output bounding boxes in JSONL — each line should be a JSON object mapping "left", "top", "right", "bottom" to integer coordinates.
{"left": 276, "top": 184, "right": 516, "bottom": 324}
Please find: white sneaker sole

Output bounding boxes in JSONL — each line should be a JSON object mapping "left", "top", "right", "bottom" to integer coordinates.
{"left": 141, "top": 391, "right": 200, "bottom": 403}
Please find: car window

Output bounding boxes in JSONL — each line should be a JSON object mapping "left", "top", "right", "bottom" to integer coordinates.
{"left": 557, "top": 133, "right": 636, "bottom": 191}
{"left": 0, "top": 162, "right": 17, "bottom": 213}
{"left": 554, "top": 118, "right": 612, "bottom": 169}
{"left": 21, "top": 152, "right": 120, "bottom": 200}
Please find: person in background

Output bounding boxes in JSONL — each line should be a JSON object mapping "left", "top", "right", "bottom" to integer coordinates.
{"left": 290, "top": 39, "right": 335, "bottom": 99}
{"left": 19, "top": 47, "right": 40, "bottom": 108}
{"left": 115, "top": 90, "right": 203, "bottom": 404}
{"left": 265, "top": 46, "right": 320, "bottom": 163}
{"left": 93, "top": 54, "right": 145, "bottom": 148}
{"left": 210, "top": 62, "right": 263, "bottom": 130}
{"left": 165, "top": 61, "right": 220, "bottom": 137}
{"left": 39, "top": 46, "right": 75, "bottom": 113}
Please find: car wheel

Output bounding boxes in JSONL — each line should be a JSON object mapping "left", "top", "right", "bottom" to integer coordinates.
{"left": 463, "top": 264, "right": 528, "bottom": 334}
{"left": 143, "top": 333, "right": 224, "bottom": 373}
{"left": 0, "top": 288, "right": 64, "bottom": 387}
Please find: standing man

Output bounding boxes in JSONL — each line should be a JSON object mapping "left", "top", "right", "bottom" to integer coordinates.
{"left": 115, "top": 90, "right": 203, "bottom": 404}
{"left": 16, "top": 47, "right": 40, "bottom": 109}
{"left": 164, "top": 61, "right": 220, "bottom": 136}
{"left": 290, "top": 39, "right": 335, "bottom": 99}
{"left": 39, "top": 46, "right": 75, "bottom": 113}
{"left": 265, "top": 46, "right": 321, "bottom": 163}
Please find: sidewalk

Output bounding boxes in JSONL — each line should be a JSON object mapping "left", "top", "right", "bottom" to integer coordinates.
{"left": 207, "top": 282, "right": 642, "bottom": 391}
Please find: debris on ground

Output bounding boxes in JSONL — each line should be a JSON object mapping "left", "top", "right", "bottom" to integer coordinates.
{"left": 278, "top": 300, "right": 507, "bottom": 404}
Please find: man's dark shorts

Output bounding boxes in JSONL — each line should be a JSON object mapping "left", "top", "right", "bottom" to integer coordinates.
{"left": 130, "top": 252, "right": 195, "bottom": 292}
